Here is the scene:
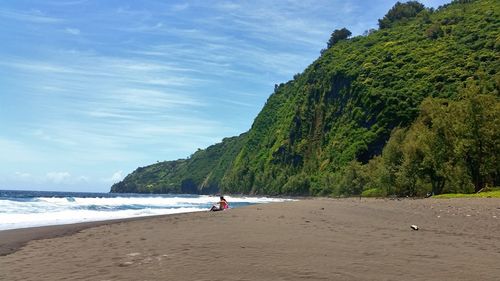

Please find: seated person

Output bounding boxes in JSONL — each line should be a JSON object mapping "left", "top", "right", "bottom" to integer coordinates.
{"left": 210, "top": 196, "right": 229, "bottom": 211}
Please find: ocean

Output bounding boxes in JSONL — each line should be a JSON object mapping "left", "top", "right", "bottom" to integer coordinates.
{"left": 0, "top": 190, "right": 288, "bottom": 231}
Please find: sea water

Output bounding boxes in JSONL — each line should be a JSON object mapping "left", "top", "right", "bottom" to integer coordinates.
{"left": 0, "top": 190, "right": 287, "bottom": 231}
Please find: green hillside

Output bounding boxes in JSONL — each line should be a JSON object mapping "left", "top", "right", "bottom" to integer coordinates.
{"left": 111, "top": 134, "right": 246, "bottom": 194}
{"left": 111, "top": 0, "right": 499, "bottom": 196}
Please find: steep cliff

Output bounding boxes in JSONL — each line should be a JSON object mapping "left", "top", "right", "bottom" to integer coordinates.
{"left": 112, "top": 0, "right": 499, "bottom": 195}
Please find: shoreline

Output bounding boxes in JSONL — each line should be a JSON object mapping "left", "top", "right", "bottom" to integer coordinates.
{"left": 0, "top": 199, "right": 295, "bottom": 256}
{"left": 1, "top": 198, "right": 500, "bottom": 280}
{"left": 0, "top": 213, "right": 177, "bottom": 256}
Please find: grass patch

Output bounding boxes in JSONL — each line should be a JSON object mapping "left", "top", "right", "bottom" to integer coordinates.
{"left": 434, "top": 189, "right": 500, "bottom": 199}
{"left": 361, "top": 188, "right": 385, "bottom": 197}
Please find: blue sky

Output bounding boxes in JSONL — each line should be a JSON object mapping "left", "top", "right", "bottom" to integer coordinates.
{"left": 0, "top": 0, "right": 450, "bottom": 192}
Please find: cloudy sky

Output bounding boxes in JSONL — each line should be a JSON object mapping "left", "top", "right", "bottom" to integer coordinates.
{"left": 0, "top": 0, "right": 450, "bottom": 192}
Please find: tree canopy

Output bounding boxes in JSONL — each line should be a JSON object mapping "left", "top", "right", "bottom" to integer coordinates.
{"left": 327, "top": 28, "right": 352, "bottom": 48}
{"left": 378, "top": 1, "right": 426, "bottom": 29}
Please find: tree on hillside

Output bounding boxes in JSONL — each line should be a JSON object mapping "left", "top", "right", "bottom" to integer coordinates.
{"left": 362, "top": 81, "right": 499, "bottom": 196}
{"left": 452, "top": 83, "right": 499, "bottom": 192}
{"left": 425, "top": 23, "right": 444, "bottom": 39}
{"left": 378, "top": 1, "right": 426, "bottom": 29}
{"left": 327, "top": 28, "right": 352, "bottom": 48}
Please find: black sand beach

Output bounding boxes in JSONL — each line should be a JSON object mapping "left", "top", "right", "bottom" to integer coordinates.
{"left": 1, "top": 198, "right": 499, "bottom": 281}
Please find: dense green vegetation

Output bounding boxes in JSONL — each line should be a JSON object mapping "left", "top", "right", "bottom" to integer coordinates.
{"left": 434, "top": 188, "right": 500, "bottom": 198}
{"left": 339, "top": 83, "right": 499, "bottom": 198}
{"left": 111, "top": 134, "right": 246, "bottom": 194}
{"left": 112, "top": 0, "right": 499, "bottom": 196}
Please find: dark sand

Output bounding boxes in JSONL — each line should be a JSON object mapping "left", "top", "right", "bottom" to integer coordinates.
{"left": 1, "top": 198, "right": 499, "bottom": 281}
{"left": 0, "top": 216, "right": 161, "bottom": 257}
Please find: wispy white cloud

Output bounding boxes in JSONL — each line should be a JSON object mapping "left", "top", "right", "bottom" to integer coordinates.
{"left": 131, "top": 41, "right": 306, "bottom": 80}
{"left": 201, "top": 0, "right": 332, "bottom": 46}
{"left": 33, "top": 129, "right": 76, "bottom": 146}
{"left": 65, "top": 27, "right": 80, "bottom": 35}
{"left": 106, "top": 171, "right": 124, "bottom": 183}
{"left": 171, "top": 3, "right": 189, "bottom": 12}
{"left": 46, "top": 0, "right": 89, "bottom": 6}
{"left": 43, "top": 172, "right": 90, "bottom": 185}
{"left": 0, "top": 60, "right": 75, "bottom": 74}
{"left": 86, "top": 110, "right": 139, "bottom": 120}
{"left": 113, "top": 88, "right": 203, "bottom": 109}
{"left": 15, "top": 172, "right": 32, "bottom": 180}
{"left": 46, "top": 171, "right": 72, "bottom": 184}
{"left": 0, "top": 9, "right": 63, "bottom": 23}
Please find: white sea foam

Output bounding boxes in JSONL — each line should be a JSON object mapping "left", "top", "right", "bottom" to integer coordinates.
{"left": 0, "top": 195, "right": 292, "bottom": 231}
{"left": 0, "top": 207, "right": 204, "bottom": 231}
{"left": 35, "top": 195, "right": 288, "bottom": 206}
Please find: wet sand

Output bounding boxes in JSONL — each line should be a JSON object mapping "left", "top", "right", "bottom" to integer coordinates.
{"left": 1, "top": 198, "right": 499, "bottom": 281}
